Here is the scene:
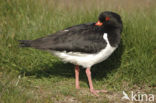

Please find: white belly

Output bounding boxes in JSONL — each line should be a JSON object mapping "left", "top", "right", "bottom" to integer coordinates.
{"left": 51, "top": 33, "right": 117, "bottom": 68}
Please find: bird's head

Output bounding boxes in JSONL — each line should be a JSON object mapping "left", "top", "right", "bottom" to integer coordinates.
{"left": 95, "top": 11, "right": 123, "bottom": 30}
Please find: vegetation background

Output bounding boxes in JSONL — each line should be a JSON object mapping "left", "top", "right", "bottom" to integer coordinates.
{"left": 0, "top": 0, "right": 156, "bottom": 102}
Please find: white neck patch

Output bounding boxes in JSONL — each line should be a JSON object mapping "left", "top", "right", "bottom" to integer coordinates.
{"left": 103, "top": 33, "right": 109, "bottom": 44}
{"left": 103, "top": 33, "right": 108, "bottom": 40}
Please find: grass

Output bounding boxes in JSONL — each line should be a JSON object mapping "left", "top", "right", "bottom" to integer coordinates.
{"left": 0, "top": 0, "right": 156, "bottom": 102}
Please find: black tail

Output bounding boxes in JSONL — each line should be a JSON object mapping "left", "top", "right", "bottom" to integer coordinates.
{"left": 18, "top": 40, "right": 32, "bottom": 47}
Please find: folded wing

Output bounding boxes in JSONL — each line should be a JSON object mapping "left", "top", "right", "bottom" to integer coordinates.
{"left": 29, "top": 23, "right": 107, "bottom": 53}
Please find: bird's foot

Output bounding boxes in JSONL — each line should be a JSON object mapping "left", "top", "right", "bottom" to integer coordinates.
{"left": 90, "top": 89, "right": 107, "bottom": 96}
{"left": 76, "top": 86, "right": 80, "bottom": 89}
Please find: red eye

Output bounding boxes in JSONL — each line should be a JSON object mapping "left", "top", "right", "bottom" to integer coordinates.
{"left": 105, "top": 17, "right": 110, "bottom": 21}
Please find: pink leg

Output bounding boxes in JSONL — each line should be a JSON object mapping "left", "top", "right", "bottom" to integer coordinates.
{"left": 85, "top": 68, "right": 107, "bottom": 96}
{"left": 75, "top": 65, "right": 80, "bottom": 89}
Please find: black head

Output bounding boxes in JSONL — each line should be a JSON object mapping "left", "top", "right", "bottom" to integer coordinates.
{"left": 96, "top": 11, "right": 123, "bottom": 30}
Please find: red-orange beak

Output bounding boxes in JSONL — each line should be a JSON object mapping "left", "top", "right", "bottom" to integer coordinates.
{"left": 95, "top": 21, "right": 103, "bottom": 26}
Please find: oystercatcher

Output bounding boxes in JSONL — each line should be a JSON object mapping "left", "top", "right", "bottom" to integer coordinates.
{"left": 19, "top": 11, "right": 123, "bottom": 96}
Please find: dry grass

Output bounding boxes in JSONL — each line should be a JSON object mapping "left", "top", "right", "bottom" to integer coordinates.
{"left": 39, "top": 0, "right": 156, "bottom": 12}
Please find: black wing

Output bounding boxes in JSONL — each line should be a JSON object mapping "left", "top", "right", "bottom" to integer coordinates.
{"left": 29, "top": 23, "right": 107, "bottom": 53}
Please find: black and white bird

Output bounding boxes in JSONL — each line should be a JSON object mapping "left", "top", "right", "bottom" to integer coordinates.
{"left": 19, "top": 11, "right": 123, "bottom": 96}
